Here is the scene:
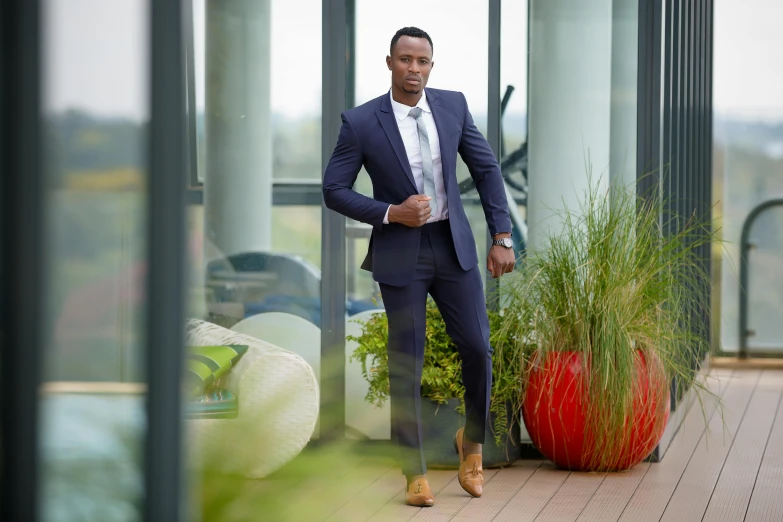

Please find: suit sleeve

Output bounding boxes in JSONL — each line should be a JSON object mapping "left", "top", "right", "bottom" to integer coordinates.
{"left": 456, "top": 93, "right": 512, "bottom": 237}
{"left": 322, "top": 112, "right": 389, "bottom": 228}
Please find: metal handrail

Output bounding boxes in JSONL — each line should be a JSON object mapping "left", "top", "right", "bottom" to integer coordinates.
{"left": 738, "top": 198, "right": 783, "bottom": 359}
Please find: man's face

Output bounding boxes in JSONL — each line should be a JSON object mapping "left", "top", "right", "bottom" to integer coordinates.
{"left": 386, "top": 36, "right": 434, "bottom": 96}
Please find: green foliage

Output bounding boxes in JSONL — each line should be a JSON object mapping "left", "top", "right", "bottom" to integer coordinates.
{"left": 348, "top": 299, "right": 527, "bottom": 444}
{"left": 504, "top": 177, "right": 716, "bottom": 470}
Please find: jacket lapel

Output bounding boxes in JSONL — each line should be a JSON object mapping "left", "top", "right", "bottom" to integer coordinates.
{"left": 376, "top": 94, "right": 417, "bottom": 192}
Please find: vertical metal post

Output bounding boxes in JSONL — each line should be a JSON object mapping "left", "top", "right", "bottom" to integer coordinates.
{"left": 661, "top": 0, "right": 673, "bottom": 200}
{"left": 667, "top": 0, "right": 681, "bottom": 237}
{"left": 486, "top": 0, "right": 502, "bottom": 309}
{"left": 1, "top": 0, "right": 44, "bottom": 519}
{"left": 144, "top": 0, "right": 187, "bottom": 519}
{"left": 321, "top": 0, "right": 348, "bottom": 441}
{"left": 705, "top": 0, "right": 714, "bottom": 352}
{"left": 183, "top": 0, "right": 200, "bottom": 187}
{"left": 636, "top": 0, "right": 662, "bottom": 199}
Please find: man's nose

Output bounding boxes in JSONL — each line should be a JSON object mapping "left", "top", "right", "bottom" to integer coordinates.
{"left": 409, "top": 62, "right": 420, "bottom": 73}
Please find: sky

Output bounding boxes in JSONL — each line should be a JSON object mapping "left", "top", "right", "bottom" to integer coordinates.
{"left": 43, "top": 0, "right": 783, "bottom": 123}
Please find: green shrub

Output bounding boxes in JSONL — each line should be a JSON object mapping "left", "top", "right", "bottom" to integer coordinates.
{"left": 348, "top": 298, "right": 528, "bottom": 444}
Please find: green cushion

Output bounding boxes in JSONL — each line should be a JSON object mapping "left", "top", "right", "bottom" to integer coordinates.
{"left": 185, "top": 345, "right": 248, "bottom": 398}
{"left": 185, "top": 388, "right": 238, "bottom": 419}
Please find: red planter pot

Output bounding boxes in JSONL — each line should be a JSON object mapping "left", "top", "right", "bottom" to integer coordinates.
{"left": 522, "top": 350, "right": 670, "bottom": 471}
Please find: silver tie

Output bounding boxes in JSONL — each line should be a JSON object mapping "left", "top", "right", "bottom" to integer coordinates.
{"left": 408, "top": 107, "right": 438, "bottom": 216}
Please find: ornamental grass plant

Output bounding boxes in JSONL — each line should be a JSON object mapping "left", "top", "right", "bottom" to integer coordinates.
{"left": 503, "top": 177, "right": 716, "bottom": 470}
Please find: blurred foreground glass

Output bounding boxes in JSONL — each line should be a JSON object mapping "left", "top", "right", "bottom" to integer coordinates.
{"left": 40, "top": 0, "right": 149, "bottom": 520}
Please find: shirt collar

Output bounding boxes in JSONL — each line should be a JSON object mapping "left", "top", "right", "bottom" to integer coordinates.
{"left": 389, "top": 89, "right": 431, "bottom": 122}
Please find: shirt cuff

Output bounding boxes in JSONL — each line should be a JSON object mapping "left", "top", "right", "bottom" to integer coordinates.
{"left": 383, "top": 205, "right": 391, "bottom": 225}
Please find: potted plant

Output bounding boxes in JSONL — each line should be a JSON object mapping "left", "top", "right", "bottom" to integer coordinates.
{"left": 505, "top": 181, "right": 714, "bottom": 471}
{"left": 348, "top": 298, "right": 526, "bottom": 469}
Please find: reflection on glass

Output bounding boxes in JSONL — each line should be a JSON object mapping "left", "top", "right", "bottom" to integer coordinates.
{"left": 191, "top": 0, "right": 325, "bottom": 333}
{"left": 353, "top": 0, "right": 489, "bottom": 300}
{"left": 185, "top": 1, "right": 329, "bottom": 488}
{"left": 40, "top": 0, "right": 148, "bottom": 519}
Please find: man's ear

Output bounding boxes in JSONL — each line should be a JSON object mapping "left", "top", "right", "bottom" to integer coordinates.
{"left": 386, "top": 55, "right": 392, "bottom": 70}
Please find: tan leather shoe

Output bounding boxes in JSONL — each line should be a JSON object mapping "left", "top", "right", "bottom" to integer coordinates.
{"left": 405, "top": 477, "right": 435, "bottom": 507}
{"left": 454, "top": 427, "right": 484, "bottom": 497}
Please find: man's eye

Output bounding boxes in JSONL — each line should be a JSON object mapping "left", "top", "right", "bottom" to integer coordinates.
{"left": 420, "top": 60, "right": 428, "bottom": 65}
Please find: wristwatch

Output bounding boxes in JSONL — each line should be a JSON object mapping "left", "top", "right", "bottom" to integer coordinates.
{"left": 492, "top": 237, "right": 513, "bottom": 249}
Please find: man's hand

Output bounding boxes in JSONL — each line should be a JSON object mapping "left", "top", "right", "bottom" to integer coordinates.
{"left": 487, "top": 234, "right": 515, "bottom": 278}
{"left": 388, "top": 195, "right": 433, "bottom": 227}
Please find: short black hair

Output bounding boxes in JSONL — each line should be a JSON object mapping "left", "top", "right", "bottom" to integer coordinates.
{"left": 390, "top": 27, "right": 433, "bottom": 56}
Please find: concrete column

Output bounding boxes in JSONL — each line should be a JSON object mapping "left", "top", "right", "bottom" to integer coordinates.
{"left": 528, "top": 0, "right": 638, "bottom": 251}
{"left": 204, "top": 0, "right": 272, "bottom": 256}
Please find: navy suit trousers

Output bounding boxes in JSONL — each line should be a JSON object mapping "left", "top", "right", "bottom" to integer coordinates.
{"left": 379, "top": 220, "right": 493, "bottom": 477}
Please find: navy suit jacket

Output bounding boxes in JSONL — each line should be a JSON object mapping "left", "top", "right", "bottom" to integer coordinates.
{"left": 323, "top": 88, "right": 512, "bottom": 287}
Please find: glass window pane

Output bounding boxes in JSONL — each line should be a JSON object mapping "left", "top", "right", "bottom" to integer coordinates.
{"left": 40, "top": 0, "right": 149, "bottom": 519}
{"left": 714, "top": 0, "right": 783, "bottom": 352}
{"left": 501, "top": 0, "right": 530, "bottom": 249}
{"left": 184, "top": 1, "right": 325, "bottom": 500}
{"left": 190, "top": 0, "right": 323, "bottom": 331}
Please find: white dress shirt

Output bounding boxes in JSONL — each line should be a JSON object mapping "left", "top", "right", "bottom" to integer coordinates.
{"left": 383, "top": 89, "right": 449, "bottom": 224}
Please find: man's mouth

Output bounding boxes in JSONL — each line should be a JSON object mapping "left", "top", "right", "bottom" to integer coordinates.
{"left": 406, "top": 77, "right": 421, "bottom": 84}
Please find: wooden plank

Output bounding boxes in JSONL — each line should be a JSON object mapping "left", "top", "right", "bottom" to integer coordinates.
{"left": 325, "top": 467, "right": 410, "bottom": 522}
{"left": 657, "top": 370, "right": 760, "bottom": 521}
{"left": 745, "top": 373, "right": 783, "bottom": 521}
{"left": 492, "top": 462, "right": 571, "bottom": 522}
{"left": 702, "top": 371, "right": 783, "bottom": 521}
{"left": 318, "top": 461, "right": 397, "bottom": 521}
{"left": 366, "top": 469, "right": 455, "bottom": 522}
{"left": 617, "top": 369, "right": 737, "bottom": 521}
{"left": 576, "top": 463, "right": 650, "bottom": 522}
{"left": 533, "top": 471, "right": 606, "bottom": 522}
{"left": 450, "top": 460, "right": 543, "bottom": 522}
{"left": 407, "top": 469, "right": 499, "bottom": 522}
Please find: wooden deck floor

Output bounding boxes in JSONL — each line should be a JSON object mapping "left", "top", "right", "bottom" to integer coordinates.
{"left": 315, "top": 369, "right": 783, "bottom": 522}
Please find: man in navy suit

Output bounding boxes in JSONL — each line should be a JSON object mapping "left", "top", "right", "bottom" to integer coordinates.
{"left": 323, "top": 26, "right": 515, "bottom": 507}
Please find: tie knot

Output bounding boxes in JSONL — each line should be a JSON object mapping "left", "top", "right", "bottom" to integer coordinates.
{"left": 408, "top": 107, "right": 423, "bottom": 119}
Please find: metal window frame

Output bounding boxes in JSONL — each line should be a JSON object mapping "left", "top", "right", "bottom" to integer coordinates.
{"left": 1, "top": 0, "right": 45, "bottom": 519}
{"left": 183, "top": 0, "right": 200, "bottom": 188}
{"left": 486, "top": 0, "right": 502, "bottom": 309}
{"left": 320, "top": 0, "right": 349, "bottom": 441}
{"left": 144, "top": 0, "right": 188, "bottom": 520}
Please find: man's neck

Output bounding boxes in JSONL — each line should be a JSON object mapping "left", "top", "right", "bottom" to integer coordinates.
{"left": 391, "top": 86, "right": 423, "bottom": 107}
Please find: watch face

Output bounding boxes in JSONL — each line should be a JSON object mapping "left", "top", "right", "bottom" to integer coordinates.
{"left": 496, "top": 238, "right": 513, "bottom": 248}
